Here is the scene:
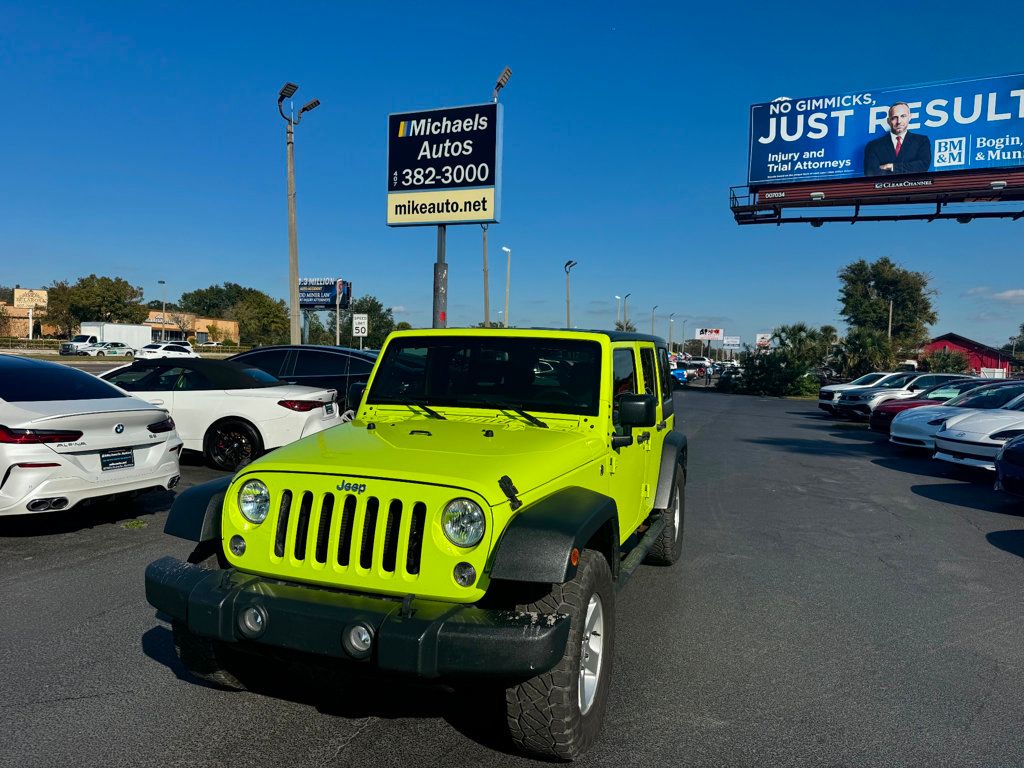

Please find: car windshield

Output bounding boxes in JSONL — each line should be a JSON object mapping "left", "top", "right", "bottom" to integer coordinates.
{"left": 0, "top": 362, "right": 127, "bottom": 402}
{"left": 877, "top": 372, "right": 917, "bottom": 389}
{"left": 850, "top": 373, "right": 885, "bottom": 385}
{"left": 367, "top": 336, "right": 602, "bottom": 416}
{"left": 947, "top": 383, "right": 1024, "bottom": 409}
{"left": 920, "top": 380, "right": 983, "bottom": 401}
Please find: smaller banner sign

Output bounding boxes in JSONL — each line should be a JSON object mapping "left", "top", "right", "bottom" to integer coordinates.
{"left": 695, "top": 327, "right": 724, "bottom": 341}
{"left": 299, "top": 278, "right": 350, "bottom": 310}
{"left": 755, "top": 333, "right": 772, "bottom": 348}
{"left": 723, "top": 336, "right": 741, "bottom": 349}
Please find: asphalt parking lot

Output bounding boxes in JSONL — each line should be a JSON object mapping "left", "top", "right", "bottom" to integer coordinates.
{"left": 1, "top": 389, "right": 1022, "bottom": 768}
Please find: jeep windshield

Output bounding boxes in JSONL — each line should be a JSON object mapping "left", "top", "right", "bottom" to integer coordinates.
{"left": 367, "top": 336, "right": 602, "bottom": 417}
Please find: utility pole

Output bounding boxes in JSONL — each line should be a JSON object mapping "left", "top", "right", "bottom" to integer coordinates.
{"left": 158, "top": 279, "right": 166, "bottom": 341}
{"left": 888, "top": 299, "right": 894, "bottom": 340}
{"left": 481, "top": 225, "right": 490, "bottom": 327}
{"left": 564, "top": 260, "right": 578, "bottom": 328}
{"left": 502, "top": 246, "right": 512, "bottom": 327}
{"left": 278, "top": 82, "right": 320, "bottom": 345}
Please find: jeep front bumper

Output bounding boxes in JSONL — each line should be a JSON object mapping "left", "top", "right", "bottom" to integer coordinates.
{"left": 145, "top": 556, "right": 569, "bottom": 679}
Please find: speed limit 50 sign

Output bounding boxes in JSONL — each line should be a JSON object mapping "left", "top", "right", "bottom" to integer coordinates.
{"left": 352, "top": 314, "right": 368, "bottom": 338}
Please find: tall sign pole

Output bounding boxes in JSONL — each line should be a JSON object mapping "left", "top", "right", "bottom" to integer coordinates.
{"left": 433, "top": 225, "right": 448, "bottom": 328}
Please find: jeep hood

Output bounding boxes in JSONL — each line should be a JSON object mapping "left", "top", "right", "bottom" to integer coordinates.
{"left": 246, "top": 417, "right": 605, "bottom": 507}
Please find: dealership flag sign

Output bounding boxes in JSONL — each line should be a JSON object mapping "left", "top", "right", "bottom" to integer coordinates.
{"left": 387, "top": 103, "right": 502, "bottom": 226}
{"left": 748, "top": 72, "right": 1024, "bottom": 186}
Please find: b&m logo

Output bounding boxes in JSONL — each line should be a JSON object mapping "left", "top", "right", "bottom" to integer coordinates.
{"left": 934, "top": 137, "right": 966, "bottom": 168}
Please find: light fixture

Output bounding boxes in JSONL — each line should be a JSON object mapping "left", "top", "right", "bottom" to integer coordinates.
{"left": 809, "top": 191, "right": 825, "bottom": 201}
{"left": 278, "top": 82, "right": 298, "bottom": 102}
{"left": 990, "top": 180, "right": 1007, "bottom": 191}
{"left": 299, "top": 98, "right": 320, "bottom": 115}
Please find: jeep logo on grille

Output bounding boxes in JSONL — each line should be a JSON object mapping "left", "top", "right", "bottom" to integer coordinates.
{"left": 337, "top": 480, "right": 367, "bottom": 494}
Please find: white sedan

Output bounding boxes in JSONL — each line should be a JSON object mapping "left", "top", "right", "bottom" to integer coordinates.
{"left": 101, "top": 358, "right": 339, "bottom": 470}
{"left": 136, "top": 342, "right": 198, "bottom": 360}
{"left": 890, "top": 380, "right": 1024, "bottom": 451}
{"left": 933, "top": 406, "right": 1024, "bottom": 471}
{"left": 0, "top": 356, "right": 182, "bottom": 516}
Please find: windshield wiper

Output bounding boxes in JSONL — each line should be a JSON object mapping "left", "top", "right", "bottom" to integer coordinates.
{"left": 406, "top": 398, "right": 445, "bottom": 419}
{"left": 462, "top": 398, "right": 548, "bottom": 428}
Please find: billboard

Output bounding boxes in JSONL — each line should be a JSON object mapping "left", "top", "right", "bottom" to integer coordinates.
{"left": 723, "top": 336, "right": 741, "bottom": 349}
{"left": 695, "top": 327, "right": 724, "bottom": 341}
{"left": 387, "top": 102, "right": 502, "bottom": 226}
{"left": 14, "top": 288, "right": 48, "bottom": 309}
{"left": 748, "top": 72, "right": 1024, "bottom": 187}
{"left": 299, "top": 278, "right": 351, "bottom": 310}
{"left": 755, "top": 333, "right": 772, "bottom": 349}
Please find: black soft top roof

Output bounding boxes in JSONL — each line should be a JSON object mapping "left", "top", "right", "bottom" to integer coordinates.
{"left": 124, "top": 358, "right": 281, "bottom": 388}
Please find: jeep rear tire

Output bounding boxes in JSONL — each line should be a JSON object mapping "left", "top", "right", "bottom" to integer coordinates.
{"left": 504, "top": 549, "right": 615, "bottom": 760}
{"left": 646, "top": 470, "right": 684, "bottom": 566}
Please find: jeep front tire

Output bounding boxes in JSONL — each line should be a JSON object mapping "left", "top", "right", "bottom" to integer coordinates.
{"left": 504, "top": 549, "right": 615, "bottom": 760}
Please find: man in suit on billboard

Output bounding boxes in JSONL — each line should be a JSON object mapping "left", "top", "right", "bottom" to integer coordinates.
{"left": 863, "top": 102, "right": 931, "bottom": 176}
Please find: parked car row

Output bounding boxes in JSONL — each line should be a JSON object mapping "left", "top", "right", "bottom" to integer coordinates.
{"left": 0, "top": 345, "right": 377, "bottom": 516}
{"left": 821, "top": 372, "right": 1024, "bottom": 500}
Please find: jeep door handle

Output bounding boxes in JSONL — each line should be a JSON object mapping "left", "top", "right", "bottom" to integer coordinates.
{"left": 656, "top": 421, "right": 667, "bottom": 431}
{"left": 637, "top": 431, "right": 651, "bottom": 444}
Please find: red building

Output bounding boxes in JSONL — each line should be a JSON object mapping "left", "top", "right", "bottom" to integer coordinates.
{"left": 922, "top": 333, "right": 1022, "bottom": 375}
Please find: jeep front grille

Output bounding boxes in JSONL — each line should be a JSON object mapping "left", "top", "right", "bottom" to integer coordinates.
{"left": 272, "top": 489, "right": 427, "bottom": 576}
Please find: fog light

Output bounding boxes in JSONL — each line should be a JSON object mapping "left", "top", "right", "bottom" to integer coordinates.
{"left": 342, "top": 622, "right": 374, "bottom": 659}
{"left": 453, "top": 562, "right": 476, "bottom": 587}
{"left": 238, "top": 606, "right": 267, "bottom": 638}
{"left": 229, "top": 535, "right": 246, "bottom": 556}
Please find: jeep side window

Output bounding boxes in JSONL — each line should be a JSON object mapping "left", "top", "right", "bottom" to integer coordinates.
{"left": 639, "top": 347, "right": 658, "bottom": 398}
{"left": 612, "top": 348, "right": 637, "bottom": 434}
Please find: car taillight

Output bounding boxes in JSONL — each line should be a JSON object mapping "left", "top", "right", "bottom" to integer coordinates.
{"left": 0, "top": 425, "right": 84, "bottom": 444}
{"left": 277, "top": 400, "right": 323, "bottom": 412}
{"left": 147, "top": 416, "right": 176, "bottom": 433}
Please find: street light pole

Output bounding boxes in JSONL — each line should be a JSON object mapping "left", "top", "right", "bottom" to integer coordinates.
{"left": 502, "top": 246, "right": 511, "bottom": 328}
{"left": 651, "top": 305, "right": 658, "bottom": 335}
{"left": 158, "top": 280, "right": 166, "bottom": 342}
{"left": 669, "top": 312, "right": 675, "bottom": 351}
{"left": 564, "top": 260, "right": 578, "bottom": 329}
{"left": 278, "top": 82, "right": 320, "bottom": 345}
{"left": 614, "top": 295, "right": 621, "bottom": 329}
{"left": 623, "top": 293, "right": 631, "bottom": 329}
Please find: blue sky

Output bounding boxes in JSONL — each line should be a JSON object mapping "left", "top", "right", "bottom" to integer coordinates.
{"left": 2, "top": 1, "right": 1022, "bottom": 347}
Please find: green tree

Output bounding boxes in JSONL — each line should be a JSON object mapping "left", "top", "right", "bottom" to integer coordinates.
{"left": 1000, "top": 322, "right": 1024, "bottom": 358}
{"left": 227, "top": 292, "right": 289, "bottom": 345}
{"left": 64, "top": 274, "right": 148, "bottom": 325}
{"left": 43, "top": 281, "right": 78, "bottom": 338}
{"left": 837, "top": 327, "right": 896, "bottom": 376}
{"left": 921, "top": 349, "right": 970, "bottom": 374}
{"left": 0, "top": 303, "right": 10, "bottom": 336}
{"left": 181, "top": 282, "right": 257, "bottom": 318}
{"left": 0, "top": 285, "right": 14, "bottom": 304}
{"left": 838, "top": 257, "right": 937, "bottom": 352}
{"left": 614, "top": 319, "right": 637, "bottom": 332}
{"left": 395, "top": 321, "right": 413, "bottom": 331}
{"left": 145, "top": 299, "right": 180, "bottom": 311}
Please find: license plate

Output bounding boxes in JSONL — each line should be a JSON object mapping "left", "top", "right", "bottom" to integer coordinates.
{"left": 100, "top": 448, "right": 134, "bottom": 471}
{"left": 325, "top": 403, "right": 335, "bottom": 416}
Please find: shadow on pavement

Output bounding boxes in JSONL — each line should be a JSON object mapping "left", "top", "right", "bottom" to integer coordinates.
{"left": 141, "top": 623, "right": 518, "bottom": 755}
{"left": 910, "top": 482, "right": 1023, "bottom": 515}
{"left": 987, "top": 529, "right": 1024, "bottom": 559}
{"left": 744, "top": 436, "right": 882, "bottom": 458}
{"left": 873, "top": 456, "right": 984, "bottom": 482}
{"left": 0, "top": 488, "right": 174, "bottom": 538}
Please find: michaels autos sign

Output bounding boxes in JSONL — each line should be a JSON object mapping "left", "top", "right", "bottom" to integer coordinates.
{"left": 748, "top": 72, "right": 1024, "bottom": 186}
{"left": 387, "top": 102, "right": 502, "bottom": 226}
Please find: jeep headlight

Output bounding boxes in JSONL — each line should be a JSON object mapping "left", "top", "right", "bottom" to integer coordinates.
{"left": 238, "top": 479, "right": 270, "bottom": 524}
{"left": 441, "top": 498, "right": 486, "bottom": 547}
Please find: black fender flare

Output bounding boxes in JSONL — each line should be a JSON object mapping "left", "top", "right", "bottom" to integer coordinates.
{"left": 163, "top": 476, "right": 231, "bottom": 543}
{"left": 489, "top": 487, "right": 619, "bottom": 584}
{"left": 652, "top": 430, "right": 687, "bottom": 510}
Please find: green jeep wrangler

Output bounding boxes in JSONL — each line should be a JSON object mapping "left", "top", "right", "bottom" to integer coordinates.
{"left": 146, "top": 328, "right": 686, "bottom": 760}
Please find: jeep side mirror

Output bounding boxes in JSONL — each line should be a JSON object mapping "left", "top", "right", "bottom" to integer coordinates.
{"left": 617, "top": 393, "right": 658, "bottom": 429}
{"left": 347, "top": 382, "right": 366, "bottom": 411}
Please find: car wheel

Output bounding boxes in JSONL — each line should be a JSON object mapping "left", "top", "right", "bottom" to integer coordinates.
{"left": 645, "top": 469, "right": 684, "bottom": 566}
{"left": 97, "top": 352, "right": 105, "bottom": 356}
{"left": 504, "top": 549, "right": 615, "bottom": 760}
{"left": 204, "top": 419, "right": 263, "bottom": 472}
{"left": 125, "top": 352, "right": 133, "bottom": 358}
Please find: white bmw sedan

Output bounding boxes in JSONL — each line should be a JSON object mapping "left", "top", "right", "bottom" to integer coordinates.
{"left": 101, "top": 359, "right": 339, "bottom": 471}
{"left": 0, "top": 356, "right": 182, "bottom": 516}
